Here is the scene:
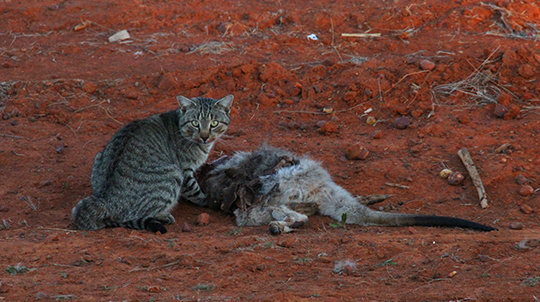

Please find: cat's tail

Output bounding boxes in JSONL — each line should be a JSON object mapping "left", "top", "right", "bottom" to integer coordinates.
{"left": 71, "top": 195, "right": 109, "bottom": 230}
{"left": 72, "top": 196, "right": 168, "bottom": 233}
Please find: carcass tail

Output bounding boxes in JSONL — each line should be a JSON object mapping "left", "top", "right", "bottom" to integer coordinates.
{"left": 364, "top": 211, "right": 497, "bottom": 232}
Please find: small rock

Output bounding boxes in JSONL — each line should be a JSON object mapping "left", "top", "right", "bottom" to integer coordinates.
{"left": 439, "top": 168, "right": 453, "bottom": 179}
{"left": 394, "top": 116, "right": 410, "bottom": 129}
{"left": 182, "top": 222, "right": 192, "bottom": 232}
{"left": 419, "top": 59, "right": 436, "bottom": 71}
{"left": 447, "top": 171, "right": 465, "bottom": 186}
{"left": 0, "top": 205, "right": 9, "bottom": 212}
{"left": 346, "top": 145, "right": 369, "bottom": 160}
{"left": 39, "top": 180, "right": 52, "bottom": 187}
{"left": 519, "top": 185, "right": 534, "bottom": 197}
{"left": 196, "top": 213, "right": 210, "bottom": 225}
{"left": 448, "top": 271, "right": 457, "bottom": 278}
{"left": 371, "top": 130, "right": 383, "bottom": 139}
{"left": 528, "top": 239, "right": 539, "bottom": 248}
{"left": 35, "top": 291, "right": 48, "bottom": 300}
{"left": 516, "top": 175, "right": 529, "bottom": 185}
{"left": 366, "top": 116, "right": 376, "bottom": 125}
{"left": 10, "top": 119, "right": 18, "bottom": 126}
{"left": 520, "top": 204, "right": 533, "bottom": 214}
{"left": 108, "top": 29, "right": 130, "bottom": 42}
{"left": 509, "top": 222, "right": 523, "bottom": 230}
{"left": 493, "top": 105, "right": 509, "bottom": 118}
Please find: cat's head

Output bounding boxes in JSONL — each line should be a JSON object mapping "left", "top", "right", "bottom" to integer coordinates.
{"left": 177, "top": 95, "right": 234, "bottom": 145}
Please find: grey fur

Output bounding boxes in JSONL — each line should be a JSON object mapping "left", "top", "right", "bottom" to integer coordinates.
{"left": 72, "top": 95, "right": 233, "bottom": 233}
{"left": 199, "top": 145, "right": 496, "bottom": 234}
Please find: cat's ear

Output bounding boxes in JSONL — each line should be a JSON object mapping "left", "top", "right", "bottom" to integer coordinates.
{"left": 216, "top": 95, "right": 234, "bottom": 112}
{"left": 176, "top": 95, "right": 197, "bottom": 111}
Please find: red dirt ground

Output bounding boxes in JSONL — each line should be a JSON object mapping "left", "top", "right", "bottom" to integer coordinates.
{"left": 1, "top": 0, "right": 540, "bottom": 301}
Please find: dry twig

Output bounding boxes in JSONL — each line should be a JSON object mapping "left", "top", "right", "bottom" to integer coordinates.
{"left": 458, "top": 148, "right": 488, "bottom": 208}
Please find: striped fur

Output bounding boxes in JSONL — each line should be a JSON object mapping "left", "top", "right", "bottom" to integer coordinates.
{"left": 72, "top": 95, "right": 233, "bottom": 233}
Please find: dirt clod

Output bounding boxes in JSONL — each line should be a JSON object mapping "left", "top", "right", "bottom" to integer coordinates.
{"left": 196, "top": 213, "right": 210, "bottom": 225}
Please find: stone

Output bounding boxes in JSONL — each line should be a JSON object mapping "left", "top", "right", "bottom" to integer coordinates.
{"left": 447, "top": 171, "right": 465, "bottom": 186}
{"left": 419, "top": 59, "right": 435, "bottom": 71}
{"left": 509, "top": 222, "right": 523, "bottom": 230}
{"left": 493, "top": 105, "right": 509, "bottom": 118}
{"left": 518, "top": 185, "right": 534, "bottom": 197}
{"left": 394, "top": 116, "right": 410, "bottom": 129}
{"left": 520, "top": 204, "right": 533, "bottom": 214}
{"left": 346, "top": 145, "right": 369, "bottom": 160}
{"left": 182, "top": 222, "right": 192, "bottom": 232}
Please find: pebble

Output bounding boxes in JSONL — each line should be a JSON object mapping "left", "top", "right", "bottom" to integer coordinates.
{"left": 35, "top": 291, "right": 48, "bottom": 300}
{"left": 394, "top": 116, "right": 410, "bottom": 129}
{"left": 419, "top": 59, "right": 436, "bottom": 71}
{"left": 509, "top": 222, "right": 523, "bottom": 230}
{"left": 346, "top": 145, "right": 369, "bottom": 160}
{"left": 182, "top": 222, "right": 192, "bottom": 232}
{"left": 447, "top": 171, "right": 465, "bottom": 186}
{"left": 516, "top": 175, "right": 529, "bottom": 185}
{"left": 518, "top": 185, "right": 534, "bottom": 197}
{"left": 196, "top": 213, "right": 210, "bottom": 225}
{"left": 366, "top": 116, "right": 376, "bottom": 125}
{"left": 371, "top": 130, "right": 383, "bottom": 139}
{"left": 520, "top": 204, "right": 533, "bottom": 214}
{"left": 439, "top": 169, "right": 453, "bottom": 179}
{"left": 493, "top": 105, "right": 509, "bottom": 118}
{"left": 0, "top": 205, "right": 9, "bottom": 212}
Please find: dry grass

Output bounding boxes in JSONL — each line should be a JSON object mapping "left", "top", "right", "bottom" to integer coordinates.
{"left": 188, "top": 41, "right": 234, "bottom": 55}
{"left": 482, "top": 2, "right": 539, "bottom": 41}
{"left": 433, "top": 47, "right": 513, "bottom": 105}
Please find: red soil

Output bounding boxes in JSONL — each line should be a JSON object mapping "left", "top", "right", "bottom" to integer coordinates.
{"left": 1, "top": 0, "right": 539, "bottom": 300}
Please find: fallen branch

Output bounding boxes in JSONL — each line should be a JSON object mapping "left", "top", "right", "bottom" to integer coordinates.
{"left": 129, "top": 260, "right": 181, "bottom": 273}
{"left": 342, "top": 33, "right": 382, "bottom": 38}
{"left": 385, "top": 183, "right": 410, "bottom": 189}
{"left": 356, "top": 194, "right": 392, "bottom": 206}
{"left": 458, "top": 148, "right": 488, "bottom": 208}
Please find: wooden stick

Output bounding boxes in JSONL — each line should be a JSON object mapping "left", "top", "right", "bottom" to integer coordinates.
{"left": 385, "top": 183, "right": 410, "bottom": 189}
{"left": 341, "top": 33, "right": 382, "bottom": 38}
{"left": 458, "top": 148, "right": 488, "bottom": 208}
{"left": 356, "top": 194, "right": 392, "bottom": 206}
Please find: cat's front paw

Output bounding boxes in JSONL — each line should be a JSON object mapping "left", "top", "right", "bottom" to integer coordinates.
{"left": 187, "top": 193, "right": 208, "bottom": 207}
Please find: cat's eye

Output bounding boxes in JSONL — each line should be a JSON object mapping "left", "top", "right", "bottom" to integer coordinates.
{"left": 210, "top": 120, "right": 219, "bottom": 127}
{"left": 191, "top": 120, "right": 199, "bottom": 127}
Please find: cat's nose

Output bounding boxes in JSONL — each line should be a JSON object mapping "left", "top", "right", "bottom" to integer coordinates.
{"left": 200, "top": 132, "right": 210, "bottom": 142}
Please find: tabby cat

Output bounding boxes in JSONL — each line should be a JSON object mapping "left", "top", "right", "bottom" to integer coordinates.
{"left": 72, "top": 95, "right": 234, "bottom": 233}
{"left": 198, "top": 145, "right": 497, "bottom": 234}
